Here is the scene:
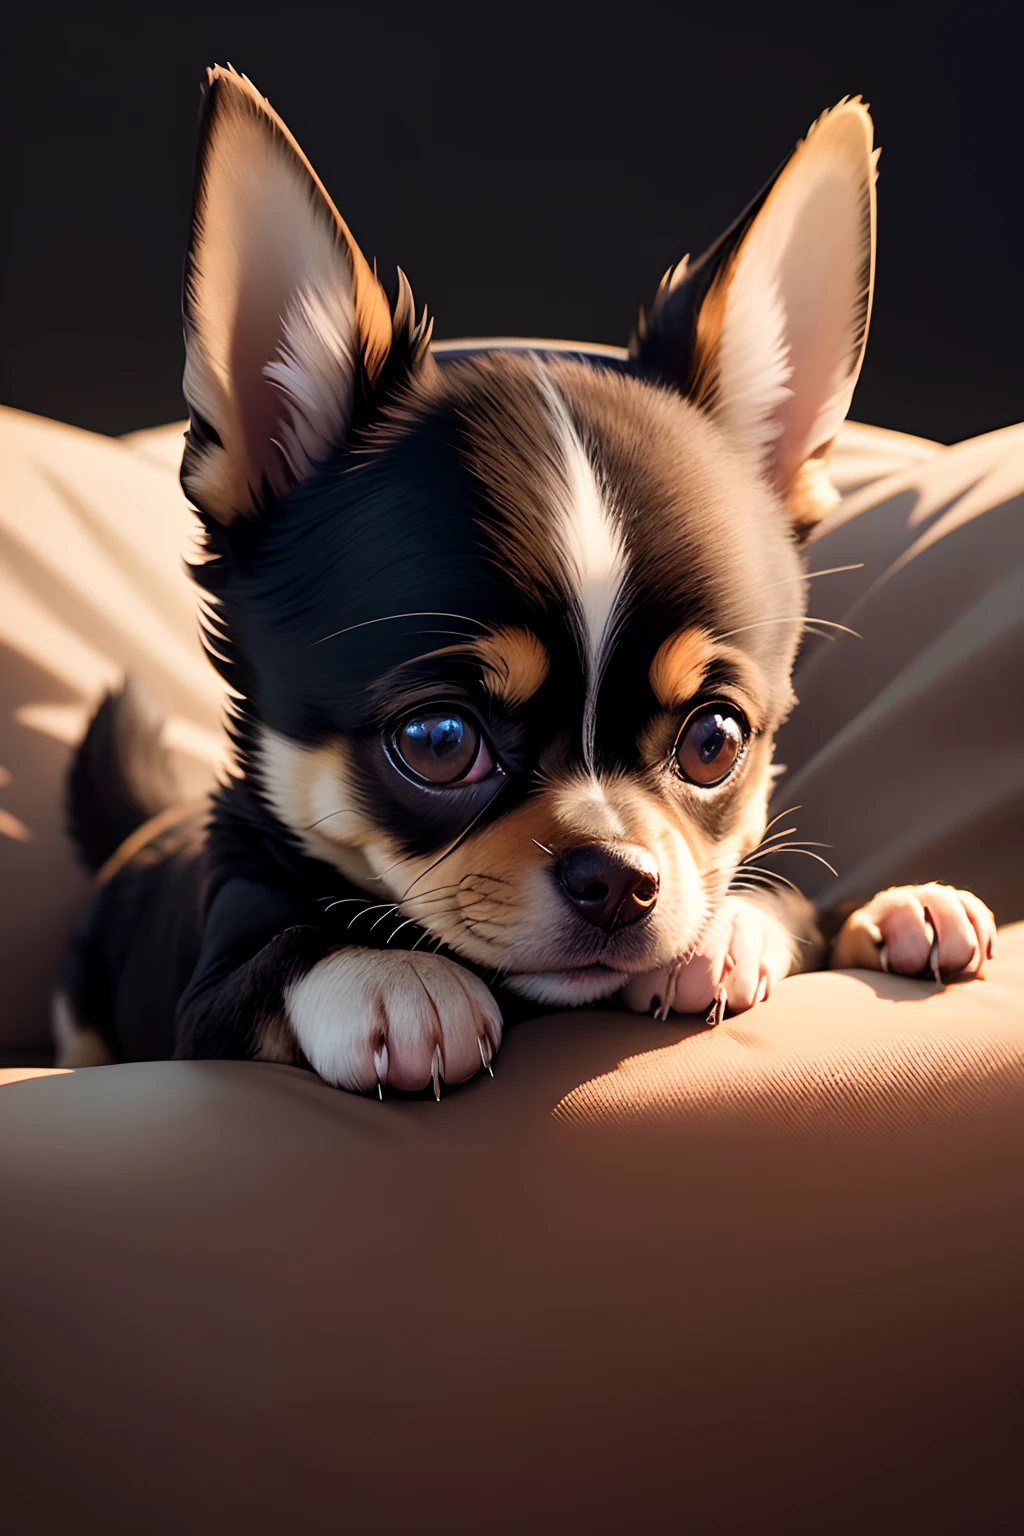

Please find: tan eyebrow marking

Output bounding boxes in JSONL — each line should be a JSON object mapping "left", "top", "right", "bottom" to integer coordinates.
{"left": 374, "top": 626, "right": 550, "bottom": 713}
{"left": 472, "top": 626, "right": 550, "bottom": 707}
{"left": 649, "top": 628, "right": 771, "bottom": 729}
{"left": 649, "top": 626, "right": 716, "bottom": 708}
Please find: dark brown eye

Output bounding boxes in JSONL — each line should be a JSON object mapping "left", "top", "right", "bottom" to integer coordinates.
{"left": 673, "top": 704, "right": 748, "bottom": 786}
{"left": 391, "top": 710, "right": 494, "bottom": 786}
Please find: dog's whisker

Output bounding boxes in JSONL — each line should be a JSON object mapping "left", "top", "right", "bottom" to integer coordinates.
{"left": 303, "top": 808, "right": 360, "bottom": 831}
{"left": 311, "top": 611, "right": 487, "bottom": 647}
{"left": 746, "top": 845, "right": 840, "bottom": 878}
{"left": 749, "top": 840, "right": 834, "bottom": 861}
{"left": 716, "top": 616, "right": 862, "bottom": 642}
{"left": 385, "top": 905, "right": 467, "bottom": 947}
{"left": 402, "top": 881, "right": 476, "bottom": 903}
{"left": 729, "top": 867, "right": 803, "bottom": 897}
{"left": 367, "top": 847, "right": 426, "bottom": 883}
{"left": 733, "top": 867, "right": 788, "bottom": 886}
{"left": 759, "top": 562, "right": 865, "bottom": 596}
{"left": 400, "top": 785, "right": 511, "bottom": 900}
{"left": 348, "top": 902, "right": 399, "bottom": 931}
{"left": 386, "top": 892, "right": 494, "bottom": 950}
{"left": 746, "top": 826, "right": 799, "bottom": 853}
{"left": 761, "top": 804, "right": 803, "bottom": 836}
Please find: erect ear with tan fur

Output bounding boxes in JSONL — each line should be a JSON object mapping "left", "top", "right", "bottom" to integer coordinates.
{"left": 181, "top": 66, "right": 430, "bottom": 524}
{"left": 634, "top": 99, "right": 878, "bottom": 536}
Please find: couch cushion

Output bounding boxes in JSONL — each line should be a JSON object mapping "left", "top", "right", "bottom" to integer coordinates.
{"left": 2, "top": 927, "right": 1023, "bottom": 1533}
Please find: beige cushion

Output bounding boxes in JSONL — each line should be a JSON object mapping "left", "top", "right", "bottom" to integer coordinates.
{"left": 0, "top": 410, "right": 221, "bottom": 1055}
{"left": 2, "top": 926, "right": 1023, "bottom": 1531}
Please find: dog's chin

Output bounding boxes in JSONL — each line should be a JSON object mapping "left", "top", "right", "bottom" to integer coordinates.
{"left": 502, "top": 965, "right": 628, "bottom": 1007}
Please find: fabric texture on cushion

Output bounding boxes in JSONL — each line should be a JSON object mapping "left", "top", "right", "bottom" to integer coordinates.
{"left": 556, "top": 921, "right": 1024, "bottom": 1134}
{"left": 2, "top": 933, "right": 1024, "bottom": 1533}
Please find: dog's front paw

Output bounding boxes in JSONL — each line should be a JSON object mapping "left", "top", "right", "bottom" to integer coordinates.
{"left": 285, "top": 948, "right": 502, "bottom": 1095}
{"left": 621, "top": 895, "right": 796, "bottom": 1021}
{"left": 831, "top": 883, "right": 996, "bottom": 981}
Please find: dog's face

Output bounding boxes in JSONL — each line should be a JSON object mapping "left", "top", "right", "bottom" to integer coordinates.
{"left": 182, "top": 69, "right": 876, "bottom": 1005}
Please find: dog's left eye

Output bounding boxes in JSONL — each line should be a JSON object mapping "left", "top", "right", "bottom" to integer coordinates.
{"left": 673, "top": 703, "right": 748, "bottom": 786}
{"left": 391, "top": 710, "right": 495, "bottom": 787}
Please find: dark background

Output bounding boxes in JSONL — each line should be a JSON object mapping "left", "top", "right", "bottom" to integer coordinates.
{"left": 2, "top": 2, "right": 1021, "bottom": 443}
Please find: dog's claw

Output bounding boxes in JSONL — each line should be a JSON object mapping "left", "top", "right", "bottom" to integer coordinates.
{"left": 878, "top": 943, "right": 889, "bottom": 974}
{"left": 431, "top": 1044, "right": 442, "bottom": 1102}
{"left": 706, "top": 990, "right": 727, "bottom": 1029}
{"left": 923, "top": 905, "right": 943, "bottom": 986}
{"left": 478, "top": 1036, "right": 494, "bottom": 1077}
{"left": 372, "top": 1042, "right": 388, "bottom": 1100}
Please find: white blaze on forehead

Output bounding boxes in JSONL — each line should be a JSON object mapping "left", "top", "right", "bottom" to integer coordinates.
{"left": 536, "top": 366, "right": 628, "bottom": 765}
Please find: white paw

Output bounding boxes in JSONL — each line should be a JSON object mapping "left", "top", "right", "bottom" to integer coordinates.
{"left": 621, "top": 896, "right": 795, "bottom": 1020}
{"left": 831, "top": 882, "right": 996, "bottom": 980}
{"left": 285, "top": 948, "right": 502, "bottom": 1095}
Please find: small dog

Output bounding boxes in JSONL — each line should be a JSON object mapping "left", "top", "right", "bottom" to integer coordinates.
{"left": 54, "top": 68, "right": 996, "bottom": 1093}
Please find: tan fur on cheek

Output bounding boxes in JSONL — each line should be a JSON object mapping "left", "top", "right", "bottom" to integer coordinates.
{"left": 394, "top": 796, "right": 559, "bottom": 965}
{"left": 258, "top": 726, "right": 393, "bottom": 889}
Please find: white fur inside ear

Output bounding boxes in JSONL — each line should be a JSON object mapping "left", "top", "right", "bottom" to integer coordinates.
{"left": 714, "top": 264, "right": 792, "bottom": 465}
{"left": 182, "top": 75, "right": 359, "bottom": 518}
{"left": 713, "top": 101, "right": 876, "bottom": 502}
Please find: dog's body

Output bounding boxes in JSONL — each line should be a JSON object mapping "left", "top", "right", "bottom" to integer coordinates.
{"left": 55, "top": 71, "right": 996, "bottom": 1091}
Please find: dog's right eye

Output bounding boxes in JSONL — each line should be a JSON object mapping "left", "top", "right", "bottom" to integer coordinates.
{"left": 390, "top": 710, "right": 495, "bottom": 787}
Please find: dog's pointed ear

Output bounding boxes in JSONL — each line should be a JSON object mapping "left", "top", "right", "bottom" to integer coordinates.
{"left": 181, "top": 67, "right": 429, "bottom": 524}
{"left": 634, "top": 99, "right": 878, "bottom": 537}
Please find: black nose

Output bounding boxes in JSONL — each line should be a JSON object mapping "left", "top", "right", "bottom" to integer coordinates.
{"left": 557, "top": 845, "right": 660, "bottom": 932}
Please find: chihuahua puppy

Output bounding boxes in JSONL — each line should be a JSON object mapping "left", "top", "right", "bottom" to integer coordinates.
{"left": 54, "top": 69, "right": 996, "bottom": 1093}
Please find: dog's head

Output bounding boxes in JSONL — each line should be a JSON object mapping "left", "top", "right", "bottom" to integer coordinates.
{"left": 182, "top": 67, "right": 876, "bottom": 1004}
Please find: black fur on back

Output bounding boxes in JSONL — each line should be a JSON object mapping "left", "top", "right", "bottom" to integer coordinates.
{"left": 66, "top": 676, "right": 180, "bottom": 873}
